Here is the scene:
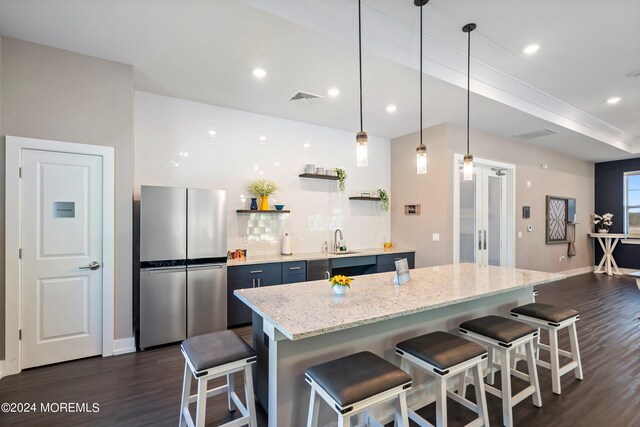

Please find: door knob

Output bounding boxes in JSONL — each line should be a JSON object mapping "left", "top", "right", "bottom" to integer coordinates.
{"left": 79, "top": 261, "right": 101, "bottom": 271}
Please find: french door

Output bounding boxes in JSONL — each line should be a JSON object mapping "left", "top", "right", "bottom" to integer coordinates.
{"left": 457, "top": 159, "right": 513, "bottom": 267}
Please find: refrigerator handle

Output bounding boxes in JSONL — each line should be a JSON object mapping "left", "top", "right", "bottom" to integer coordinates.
{"left": 142, "top": 266, "right": 187, "bottom": 274}
{"left": 187, "top": 264, "right": 225, "bottom": 271}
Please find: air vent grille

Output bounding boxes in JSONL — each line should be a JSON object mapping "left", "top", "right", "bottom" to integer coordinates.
{"left": 514, "top": 129, "right": 558, "bottom": 140}
{"left": 290, "top": 91, "right": 323, "bottom": 105}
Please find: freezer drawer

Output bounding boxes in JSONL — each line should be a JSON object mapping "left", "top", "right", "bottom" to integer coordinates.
{"left": 139, "top": 266, "right": 186, "bottom": 349}
{"left": 140, "top": 186, "right": 187, "bottom": 262}
{"left": 187, "top": 264, "right": 227, "bottom": 336}
{"left": 188, "top": 188, "right": 227, "bottom": 259}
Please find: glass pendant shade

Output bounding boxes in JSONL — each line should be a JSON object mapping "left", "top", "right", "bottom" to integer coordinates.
{"left": 356, "top": 131, "right": 368, "bottom": 167}
{"left": 463, "top": 154, "right": 474, "bottom": 181}
{"left": 416, "top": 144, "right": 427, "bottom": 174}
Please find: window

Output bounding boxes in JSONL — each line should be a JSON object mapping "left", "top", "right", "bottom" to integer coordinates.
{"left": 624, "top": 172, "right": 640, "bottom": 238}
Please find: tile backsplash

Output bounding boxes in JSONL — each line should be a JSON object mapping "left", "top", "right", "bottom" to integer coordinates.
{"left": 134, "top": 91, "right": 391, "bottom": 255}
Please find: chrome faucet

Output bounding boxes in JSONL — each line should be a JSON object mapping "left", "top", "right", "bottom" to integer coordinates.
{"left": 334, "top": 229, "right": 344, "bottom": 252}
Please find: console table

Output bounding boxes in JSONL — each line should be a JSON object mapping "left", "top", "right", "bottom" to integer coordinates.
{"left": 589, "top": 233, "right": 627, "bottom": 275}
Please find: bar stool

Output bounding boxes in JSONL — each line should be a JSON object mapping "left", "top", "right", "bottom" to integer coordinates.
{"left": 459, "top": 316, "right": 541, "bottom": 427}
{"left": 179, "top": 330, "right": 258, "bottom": 427}
{"left": 396, "top": 331, "right": 490, "bottom": 427}
{"left": 305, "top": 351, "right": 412, "bottom": 427}
{"left": 510, "top": 303, "right": 583, "bottom": 394}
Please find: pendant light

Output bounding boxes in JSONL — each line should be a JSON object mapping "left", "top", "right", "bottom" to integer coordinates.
{"left": 415, "top": 0, "right": 429, "bottom": 174}
{"left": 356, "top": 0, "right": 368, "bottom": 167}
{"left": 462, "top": 23, "right": 476, "bottom": 181}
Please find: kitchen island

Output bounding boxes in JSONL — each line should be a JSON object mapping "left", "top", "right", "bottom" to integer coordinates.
{"left": 235, "top": 263, "right": 563, "bottom": 427}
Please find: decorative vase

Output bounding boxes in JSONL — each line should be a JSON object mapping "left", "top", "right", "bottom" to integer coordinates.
{"left": 260, "top": 195, "right": 269, "bottom": 210}
{"left": 333, "top": 285, "right": 347, "bottom": 295}
{"left": 250, "top": 198, "right": 258, "bottom": 210}
{"left": 597, "top": 228, "right": 609, "bottom": 234}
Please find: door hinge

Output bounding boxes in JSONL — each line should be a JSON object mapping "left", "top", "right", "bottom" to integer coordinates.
{"left": 19, "top": 167, "right": 22, "bottom": 178}
{"left": 19, "top": 329, "right": 22, "bottom": 340}
{"left": 19, "top": 248, "right": 22, "bottom": 259}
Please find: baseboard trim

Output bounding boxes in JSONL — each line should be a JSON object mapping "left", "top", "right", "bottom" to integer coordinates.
{"left": 561, "top": 266, "right": 594, "bottom": 277}
{"left": 113, "top": 337, "right": 136, "bottom": 356}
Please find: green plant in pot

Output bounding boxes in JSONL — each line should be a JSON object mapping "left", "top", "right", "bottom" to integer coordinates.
{"left": 377, "top": 189, "right": 389, "bottom": 212}
{"left": 335, "top": 167, "right": 347, "bottom": 192}
{"left": 248, "top": 179, "right": 279, "bottom": 210}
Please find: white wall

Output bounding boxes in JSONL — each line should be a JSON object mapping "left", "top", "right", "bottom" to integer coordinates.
{"left": 135, "top": 91, "right": 391, "bottom": 255}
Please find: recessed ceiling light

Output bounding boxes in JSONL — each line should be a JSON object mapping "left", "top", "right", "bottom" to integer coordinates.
{"left": 208, "top": 129, "right": 216, "bottom": 137}
{"left": 327, "top": 88, "right": 340, "bottom": 97}
{"left": 179, "top": 152, "right": 189, "bottom": 158}
{"left": 252, "top": 68, "right": 267, "bottom": 78}
{"left": 385, "top": 104, "right": 397, "bottom": 113}
{"left": 523, "top": 44, "right": 540, "bottom": 55}
{"left": 259, "top": 135, "right": 267, "bottom": 142}
{"left": 303, "top": 143, "right": 311, "bottom": 149}
{"left": 606, "top": 97, "right": 622, "bottom": 104}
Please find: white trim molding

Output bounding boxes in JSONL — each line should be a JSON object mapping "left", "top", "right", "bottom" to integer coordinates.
{"left": 4, "top": 136, "right": 116, "bottom": 376}
{"left": 113, "top": 337, "right": 136, "bottom": 356}
{"left": 560, "top": 266, "right": 595, "bottom": 277}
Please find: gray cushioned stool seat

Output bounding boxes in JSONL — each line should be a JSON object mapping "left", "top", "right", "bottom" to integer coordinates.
{"left": 181, "top": 330, "right": 256, "bottom": 372}
{"left": 460, "top": 315, "right": 537, "bottom": 344}
{"left": 305, "top": 351, "right": 411, "bottom": 407}
{"left": 396, "top": 331, "right": 486, "bottom": 371}
{"left": 511, "top": 303, "right": 579, "bottom": 324}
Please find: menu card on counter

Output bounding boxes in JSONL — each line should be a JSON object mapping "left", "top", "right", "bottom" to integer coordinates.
{"left": 394, "top": 258, "right": 411, "bottom": 285}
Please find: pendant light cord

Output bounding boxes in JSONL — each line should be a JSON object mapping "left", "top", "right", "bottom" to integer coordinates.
{"left": 419, "top": 4, "right": 423, "bottom": 147}
{"left": 466, "top": 28, "right": 471, "bottom": 155}
{"left": 358, "top": 0, "right": 363, "bottom": 133}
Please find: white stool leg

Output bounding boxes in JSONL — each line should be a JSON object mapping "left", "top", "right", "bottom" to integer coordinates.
{"left": 396, "top": 391, "right": 409, "bottom": 427}
{"left": 525, "top": 340, "right": 542, "bottom": 407}
{"left": 486, "top": 347, "right": 495, "bottom": 385}
{"left": 338, "top": 415, "right": 351, "bottom": 427}
{"left": 227, "top": 373, "right": 236, "bottom": 412}
{"left": 500, "top": 348, "right": 513, "bottom": 427}
{"left": 243, "top": 365, "right": 258, "bottom": 427}
{"left": 535, "top": 328, "right": 541, "bottom": 359}
{"left": 307, "top": 388, "right": 320, "bottom": 427}
{"left": 472, "top": 363, "right": 490, "bottom": 427}
{"left": 457, "top": 369, "right": 467, "bottom": 397}
{"left": 179, "top": 361, "right": 192, "bottom": 427}
{"left": 195, "top": 378, "right": 208, "bottom": 427}
{"left": 568, "top": 322, "right": 584, "bottom": 380}
{"left": 435, "top": 375, "right": 447, "bottom": 427}
{"left": 549, "top": 327, "right": 561, "bottom": 394}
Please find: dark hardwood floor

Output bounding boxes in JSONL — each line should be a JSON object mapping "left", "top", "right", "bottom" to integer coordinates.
{"left": 0, "top": 273, "right": 638, "bottom": 426}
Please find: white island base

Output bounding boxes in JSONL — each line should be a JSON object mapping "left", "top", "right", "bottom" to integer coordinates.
{"left": 236, "top": 264, "right": 563, "bottom": 427}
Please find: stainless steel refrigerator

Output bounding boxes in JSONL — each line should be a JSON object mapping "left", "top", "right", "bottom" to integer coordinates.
{"left": 138, "top": 185, "right": 227, "bottom": 349}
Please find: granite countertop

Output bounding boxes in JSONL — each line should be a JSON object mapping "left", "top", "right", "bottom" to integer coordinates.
{"left": 234, "top": 263, "right": 564, "bottom": 341}
{"left": 226, "top": 247, "right": 415, "bottom": 267}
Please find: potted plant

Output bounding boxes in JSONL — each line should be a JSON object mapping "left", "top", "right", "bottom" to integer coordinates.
{"left": 329, "top": 274, "right": 353, "bottom": 295}
{"left": 248, "top": 179, "right": 279, "bottom": 210}
{"left": 335, "top": 167, "right": 347, "bottom": 192}
{"left": 593, "top": 212, "right": 613, "bottom": 233}
{"left": 377, "top": 189, "right": 389, "bottom": 212}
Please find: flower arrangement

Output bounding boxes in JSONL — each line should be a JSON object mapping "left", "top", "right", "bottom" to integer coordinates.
{"left": 329, "top": 274, "right": 353, "bottom": 288}
{"left": 247, "top": 179, "right": 279, "bottom": 197}
{"left": 377, "top": 189, "right": 389, "bottom": 212}
{"left": 593, "top": 212, "right": 613, "bottom": 232}
{"left": 335, "top": 167, "right": 347, "bottom": 192}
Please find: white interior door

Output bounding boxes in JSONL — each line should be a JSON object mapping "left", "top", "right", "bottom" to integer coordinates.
{"left": 21, "top": 149, "right": 103, "bottom": 368}
{"left": 458, "top": 162, "right": 510, "bottom": 266}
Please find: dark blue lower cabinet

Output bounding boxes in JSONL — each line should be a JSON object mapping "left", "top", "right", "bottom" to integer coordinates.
{"left": 282, "top": 261, "right": 307, "bottom": 284}
{"left": 376, "top": 252, "right": 415, "bottom": 273}
{"left": 227, "top": 263, "right": 281, "bottom": 327}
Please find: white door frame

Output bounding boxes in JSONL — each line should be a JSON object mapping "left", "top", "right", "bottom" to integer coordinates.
{"left": 452, "top": 154, "right": 516, "bottom": 268}
{"left": 5, "top": 136, "right": 115, "bottom": 376}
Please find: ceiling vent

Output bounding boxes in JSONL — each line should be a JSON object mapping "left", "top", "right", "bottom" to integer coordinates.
{"left": 513, "top": 128, "right": 558, "bottom": 140}
{"left": 290, "top": 91, "right": 323, "bottom": 106}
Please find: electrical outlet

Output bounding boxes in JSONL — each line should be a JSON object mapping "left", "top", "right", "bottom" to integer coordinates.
{"left": 527, "top": 225, "right": 533, "bottom": 232}
{"left": 526, "top": 181, "right": 532, "bottom": 188}
{"left": 559, "top": 256, "right": 565, "bottom": 263}
{"left": 432, "top": 233, "right": 440, "bottom": 242}
{"left": 518, "top": 231, "right": 523, "bottom": 238}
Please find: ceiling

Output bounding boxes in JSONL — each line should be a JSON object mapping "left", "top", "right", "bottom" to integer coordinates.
{"left": 0, "top": 0, "right": 637, "bottom": 162}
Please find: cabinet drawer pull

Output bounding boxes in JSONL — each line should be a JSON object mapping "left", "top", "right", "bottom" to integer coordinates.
{"left": 250, "top": 270, "right": 263, "bottom": 274}
{"left": 289, "top": 267, "right": 301, "bottom": 270}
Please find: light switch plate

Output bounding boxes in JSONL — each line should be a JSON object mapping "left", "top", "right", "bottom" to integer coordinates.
{"left": 432, "top": 233, "right": 440, "bottom": 242}
{"left": 518, "top": 231, "right": 523, "bottom": 238}
{"left": 526, "top": 181, "right": 532, "bottom": 188}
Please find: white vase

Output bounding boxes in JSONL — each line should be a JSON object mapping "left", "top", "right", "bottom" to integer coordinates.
{"left": 597, "top": 228, "right": 609, "bottom": 234}
{"left": 333, "top": 285, "right": 347, "bottom": 295}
